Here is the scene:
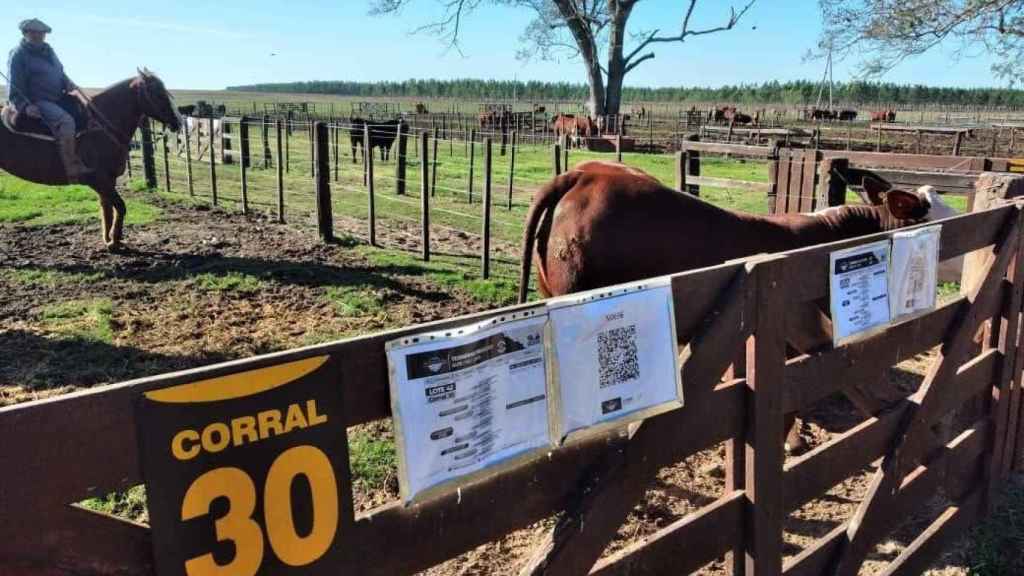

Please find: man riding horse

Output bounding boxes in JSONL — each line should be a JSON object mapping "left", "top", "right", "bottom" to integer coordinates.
{"left": 6, "top": 18, "right": 91, "bottom": 181}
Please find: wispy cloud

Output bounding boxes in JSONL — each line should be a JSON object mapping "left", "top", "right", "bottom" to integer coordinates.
{"left": 78, "top": 15, "right": 253, "bottom": 40}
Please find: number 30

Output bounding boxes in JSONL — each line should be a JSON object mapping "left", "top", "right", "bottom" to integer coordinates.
{"left": 180, "top": 445, "right": 340, "bottom": 576}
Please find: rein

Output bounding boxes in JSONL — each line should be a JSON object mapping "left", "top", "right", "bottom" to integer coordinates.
{"left": 70, "top": 88, "right": 131, "bottom": 154}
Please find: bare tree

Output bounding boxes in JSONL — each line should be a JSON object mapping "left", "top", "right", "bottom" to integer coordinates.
{"left": 818, "top": 0, "right": 1024, "bottom": 82}
{"left": 369, "top": 0, "right": 756, "bottom": 116}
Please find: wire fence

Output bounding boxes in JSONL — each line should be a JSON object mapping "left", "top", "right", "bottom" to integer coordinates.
{"left": 134, "top": 116, "right": 774, "bottom": 286}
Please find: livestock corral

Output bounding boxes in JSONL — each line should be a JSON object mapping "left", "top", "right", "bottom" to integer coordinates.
{"left": 178, "top": 90, "right": 1024, "bottom": 158}
{"left": 7, "top": 92, "right": 1024, "bottom": 576}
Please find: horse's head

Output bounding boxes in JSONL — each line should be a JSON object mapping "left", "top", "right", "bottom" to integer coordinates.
{"left": 133, "top": 68, "right": 182, "bottom": 133}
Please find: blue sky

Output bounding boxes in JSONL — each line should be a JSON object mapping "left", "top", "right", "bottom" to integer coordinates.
{"left": 1, "top": 1, "right": 1005, "bottom": 91}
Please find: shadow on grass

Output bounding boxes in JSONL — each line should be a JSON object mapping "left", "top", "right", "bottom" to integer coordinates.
{"left": 0, "top": 329, "right": 233, "bottom": 398}
{"left": 7, "top": 249, "right": 460, "bottom": 304}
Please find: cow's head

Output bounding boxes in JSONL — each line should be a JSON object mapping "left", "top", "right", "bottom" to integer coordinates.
{"left": 862, "top": 176, "right": 957, "bottom": 223}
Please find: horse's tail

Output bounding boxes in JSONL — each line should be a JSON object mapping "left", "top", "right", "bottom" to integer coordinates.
{"left": 519, "top": 170, "right": 581, "bottom": 304}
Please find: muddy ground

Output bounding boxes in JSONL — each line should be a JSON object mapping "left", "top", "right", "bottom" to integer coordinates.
{"left": 0, "top": 195, "right": 1011, "bottom": 575}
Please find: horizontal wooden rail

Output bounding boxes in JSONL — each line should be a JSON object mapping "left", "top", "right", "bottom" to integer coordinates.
{"left": 678, "top": 141, "right": 776, "bottom": 158}
{"left": 784, "top": 205, "right": 1014, "bottom": 305}
{"left": 783, "top": 350, "right": 998, "bottom": 511}
{"left": 784, "top": 290, "right": 1005, "bottom": 412}
{"left": 784, "top": 420, "right": 989, "bottom": 576}
{"left": 589, "top": 490, "right": 745, "bottom": 576}
{"left": 688, "top": 175, "right": 771, "bottom": 193}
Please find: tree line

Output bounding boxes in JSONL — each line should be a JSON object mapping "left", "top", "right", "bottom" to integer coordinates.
{"left": 226, "top": 78, "right": 1024, "bottom": 107}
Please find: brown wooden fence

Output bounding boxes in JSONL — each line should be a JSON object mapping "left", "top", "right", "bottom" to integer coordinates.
{"left": 3, "top": 185, "right": 1024, "bottom": 574}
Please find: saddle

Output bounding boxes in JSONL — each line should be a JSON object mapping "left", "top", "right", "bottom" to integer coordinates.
{"left": 1, "top": 94, "right": 89, "bottom": 141}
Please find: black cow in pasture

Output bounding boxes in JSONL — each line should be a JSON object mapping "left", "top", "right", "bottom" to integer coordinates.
{"left": 838, "top": 109, "right": 858, "bottom": 122}
{"left": 347, "top": 117, "right": 405, "bottom": 162}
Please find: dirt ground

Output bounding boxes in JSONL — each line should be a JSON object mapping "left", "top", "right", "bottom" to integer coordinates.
{"left": 0, "top": 195, "right": 1005, "bottom": 575}
{"left": 0, "top": 197, "right": 499, "bottom": 406}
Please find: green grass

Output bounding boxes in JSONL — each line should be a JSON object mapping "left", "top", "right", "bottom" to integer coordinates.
{"left": 1, "top": 267, "right": 103, "bottom": 288}
{"left": 325, "top": 285, "right": 387, "bottom": 316}
{"left": 348, "top": 428, "right": 397, "bottom": 487}
{"left": 0, "top": 172, "right": 162, "bottom": 226}
{"left": 193, "top": 271, "right": 264, "bottom": 293}
{"left": 961, "top": 479, "right": 1024, "bottom": 575}
{"left": 39, "top": 298, "right": 115, "bottom": 343}
{"left": 79, "top": 485, "right": 148, "bottom": 523}
{"left": 358, "top": 247, "right": 519, "bottom": 306}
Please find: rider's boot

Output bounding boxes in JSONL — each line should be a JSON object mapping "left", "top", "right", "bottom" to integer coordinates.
{"left": 57, "top": 134, "right": 94, "bottom": 183}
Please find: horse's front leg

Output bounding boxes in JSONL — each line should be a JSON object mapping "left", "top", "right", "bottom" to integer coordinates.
{"left": 94, "top": 188, "right": 113, "bottom": 246}
{"left": 92, "top": 179, "right": 125, "bottom": 250}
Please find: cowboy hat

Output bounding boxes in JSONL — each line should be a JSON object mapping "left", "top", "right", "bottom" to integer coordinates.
{"left": 19, "top": 19, "right": 52, "bottom": 33}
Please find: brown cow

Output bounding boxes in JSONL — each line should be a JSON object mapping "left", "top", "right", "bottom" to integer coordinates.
{"left": 518, "top": 161, "right": 940, "bottom": 451}
{"left": 552, "top": 113, "right": 596, "bottom": 148}
{"left": 518, "top": 161, "right": 934, "bottom": 301}
{"left": 871, "top": 109, "right": 896, "bottom": 123}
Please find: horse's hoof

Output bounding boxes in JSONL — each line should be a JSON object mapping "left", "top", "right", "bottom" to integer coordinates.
{"left": 106, "top": 242, "right": 125, "bottom": 253}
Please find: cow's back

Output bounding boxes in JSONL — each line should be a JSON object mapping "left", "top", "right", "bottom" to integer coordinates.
{"left": 535, "top": 166, "right": 749, "bottom": 295}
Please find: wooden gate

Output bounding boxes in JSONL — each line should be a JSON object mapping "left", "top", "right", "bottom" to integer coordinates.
{"left": 1, "top": 201, "right": 1023, "bottom": 575}
{"left": 770, "top": 149, "right": 848, "bottom": 215}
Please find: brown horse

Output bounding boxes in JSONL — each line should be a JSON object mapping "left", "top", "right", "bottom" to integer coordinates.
{"left": 0, "top": 69, "right": 182, "bottom": 250}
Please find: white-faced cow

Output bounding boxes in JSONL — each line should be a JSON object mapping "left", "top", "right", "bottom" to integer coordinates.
{"left": 518, "top": 160, "right": 951, "bottom": 452}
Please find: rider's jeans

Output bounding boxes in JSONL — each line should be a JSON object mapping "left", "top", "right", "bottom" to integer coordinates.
{"left": 35, "top": 100, "right": 74, "bottom": 140}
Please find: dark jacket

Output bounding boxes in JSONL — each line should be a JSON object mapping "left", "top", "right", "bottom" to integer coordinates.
{"left": 7, "top": 40, "right": 70, "bottom": 109}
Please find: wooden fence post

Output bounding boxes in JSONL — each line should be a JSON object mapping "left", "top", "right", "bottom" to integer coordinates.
{"left": 285, "top": 117, "right": 291, "bottom": 173}
{"left": 616, "top": 133, "right": 623, "bottom": 163}
{"left": 309, "top": 121, "right": 316, "bottom": 179}
{"left": 421, "top": 131, "right": 431, "bottom": 261}
{"left": 507, "top": 131, "right": 517, "bottom": 210}
{"left": 431, "top": 127, "right": 439, "bottom": 197}
{"left": 675, "top": 151, "right": 685, "bottom": 192}
{"left": 161, "top": 126, "right": 171, "bottom": 194}
{"left": 126, "top": 129, "right": 134, "bottom": 179}
{"left": 276, "top": 120, "right": 284, "bottom": 223}
{"left": 396, "top": 123, "right": 408, "bottom": 196}
{"left": 262, "top": 114, "right": 272, "bottom": 168}
{"left": 333, "top": 120, "right": 340, "bottom": 182}
{"left": 766, "top": 140, "right": 780, "bottom": 214}
{"left": 553, "top": 142, "right": 562, "bottom": 176}
{"left": 314, "top": 122, "right": 333, "bottom": 242}
{"left": 683, "top": 139, "right": 701, "bottom": 197}
{"left": 184, "top": 118, "right": 194, "bottom": 197}
{"left": 140, "top": 119, "right": 157, "bottom": 189}
{"left": 745, "top": 255, "right": 786, "bottom": 576}
{"left": 239, "top": 117, "right": 249, "bottom": 214}
{"left": 817, "top": 157, "right": 848, "bottom": 209}
{"left": 483, "top": 138, "right": 492, "bottom": 279}
{"left": 468, "top": 138, "right": 476, "bottom": 203}
{"left": 208, "top": 117, "right": 218, "bottom": 206}
{"left": 222, "top": 120, "right": 233, "bottom": 165}
{"left": 365, "top": 124, "right": 376, "bottom": 246}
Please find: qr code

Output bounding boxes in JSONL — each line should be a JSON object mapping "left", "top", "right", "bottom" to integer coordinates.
{"left": 598, "top": 325, "right": 640, "bottom": 388}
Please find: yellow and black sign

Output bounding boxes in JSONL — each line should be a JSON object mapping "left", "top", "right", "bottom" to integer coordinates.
{"left": 137, "top": 355, "right": 355, "bottom": 576}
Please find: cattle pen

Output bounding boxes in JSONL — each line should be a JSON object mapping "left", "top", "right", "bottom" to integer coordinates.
{"left": 132, "top": 114, "right": 1024, "bottom": 299}
{"left": 3, "top": 173, "right": 1024, "bottom": 574}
